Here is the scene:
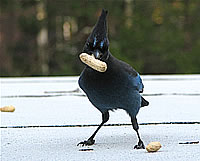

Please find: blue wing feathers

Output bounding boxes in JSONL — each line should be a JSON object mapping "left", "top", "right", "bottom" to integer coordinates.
{"left": 130, "top": 73, "right": 144, "bottom": 93}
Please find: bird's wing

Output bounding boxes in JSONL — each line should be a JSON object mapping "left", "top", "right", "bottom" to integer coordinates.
{"left": 119, "top": 60, "right": 144, "bottom": 93}
{"left": 132, "top": 73, "right": 144, "bottom": 93}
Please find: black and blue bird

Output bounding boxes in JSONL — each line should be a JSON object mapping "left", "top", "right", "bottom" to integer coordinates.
{"left": 78, "top": 9, "right": 149, "bottom": 149}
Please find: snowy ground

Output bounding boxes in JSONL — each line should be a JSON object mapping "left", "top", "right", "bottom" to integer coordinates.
{"left": 1, "top": 75, "right": 200, "bottom": 161}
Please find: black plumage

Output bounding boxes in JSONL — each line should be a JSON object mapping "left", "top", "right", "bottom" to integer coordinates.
{"left": 78, "top": 9, "right": 149, "bottom": 149}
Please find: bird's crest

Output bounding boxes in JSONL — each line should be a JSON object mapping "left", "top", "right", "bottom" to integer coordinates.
{"left": 90, "top": 9, "right": 108, "bottom": 42}
{"left": 83, "top": 9, "right": 109, "bottom": 52}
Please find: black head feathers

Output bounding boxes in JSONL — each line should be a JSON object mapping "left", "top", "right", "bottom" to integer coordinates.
{"left": 90, "top": 9, "right": 108, "bottom": 41}
{"left": 83, "top": 9, "right": 109, "bottom": 54}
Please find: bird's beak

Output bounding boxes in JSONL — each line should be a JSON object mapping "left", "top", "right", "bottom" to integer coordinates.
{"left": 92, "top": 50, "right": 102, "bottom": 59}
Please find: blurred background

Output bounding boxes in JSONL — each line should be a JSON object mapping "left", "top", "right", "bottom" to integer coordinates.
{"left": 0, "top": 0, "right": 200, "bottom": 77}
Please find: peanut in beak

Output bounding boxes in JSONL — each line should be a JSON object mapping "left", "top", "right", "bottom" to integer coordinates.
{"left": 79, "top": 53, "right": 107, "bottom": 72}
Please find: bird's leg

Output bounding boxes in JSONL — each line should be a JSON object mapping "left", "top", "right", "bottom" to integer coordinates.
{"left": 131, "top": 116, "right": 145, "bottom": 149}
{"left": 77, "top": 111, "right": 109, "bottom": 146}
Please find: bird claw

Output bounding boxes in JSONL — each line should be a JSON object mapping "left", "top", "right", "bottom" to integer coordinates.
{"left": 77, "top": 139, "right": 95, "bottom": 146}
{"left": 134, "top": 140, "right": 145, "bottom": 149}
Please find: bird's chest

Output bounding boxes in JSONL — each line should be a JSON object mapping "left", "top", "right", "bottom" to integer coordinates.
{"left": 79, "top": 68, "right": 131, "bottom": 103}
{"left": 79, "top": 70, "right": 113, "bottom": 94}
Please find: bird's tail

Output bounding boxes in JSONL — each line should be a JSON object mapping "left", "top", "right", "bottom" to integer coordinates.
{"left": 141, "top": 96, "right": 149, "bottom": 107}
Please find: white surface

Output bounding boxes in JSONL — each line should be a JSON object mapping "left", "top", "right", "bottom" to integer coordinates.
{"left": 1, "top": 75, "right": 200, "bottom": 161}
{"left": 1, "top": 125, "right": 200, "bottom": 161}
{"left": 1, "top": 95, "right": 200, "bottom": 127}
{"left": 1, "top": 75, "right": 200, "bottom": 126}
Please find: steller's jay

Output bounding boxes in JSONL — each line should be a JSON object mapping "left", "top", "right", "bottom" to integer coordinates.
{"left": 78, "top": 9, "right": 149, "bottom": 149}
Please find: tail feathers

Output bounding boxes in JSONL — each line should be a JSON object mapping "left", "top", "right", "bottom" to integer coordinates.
{"left": 141, "top": 96, "right": 149, "bottom": 107}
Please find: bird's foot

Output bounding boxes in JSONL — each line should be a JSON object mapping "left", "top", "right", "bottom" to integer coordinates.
{"left": 134, "top": 140, "right": 145, "bottom": 149}
{"left": 77, "top": 139, "right": 95, "bottom": 146}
